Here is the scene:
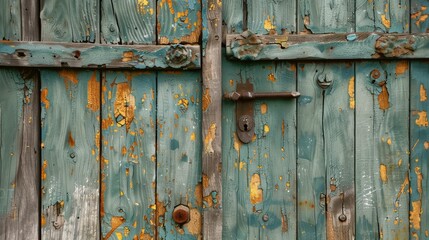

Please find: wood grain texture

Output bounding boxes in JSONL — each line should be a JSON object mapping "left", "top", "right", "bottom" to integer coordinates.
{"left": 298, "top": 0, "right": 354, "bottom": 33}
{"left": 40, "top": 0, "right": 99, "bottom": 42}
{"left": 222, "top": 0, "right": 243, "bottom": 33}
{"left": 20, "top": 0, "right": 40, "bottom": 41}
{"left": 356, "top": 0, "right": 409, "bottom": 33}
{"left": 222, "top": 58, "right": 297, "bottom": 239}
{"left": 101, "top": 0, "right": 156, "bottom": 44}
{"left": 101, "top": 71, "right": 156, "bottom": 240}
{"left": 355, "top": 62, "right": 410, "bottom": 240}
{"left": 40, "top": 70, "right": 100, "bottom": 239}
{"left": 411, "top": 0, "right": 429, "bottom": 33}
{"left": 202, "top": 0, "right": 222, "bottom": 238}
{"left": 156, "top": 72, "right": 202, "bottom": 239}
{"left": 0, "top": 42, "right": 201, "bottom": 69}
{"left": 0, "top": 0, "right": 21, "bottom": 40}
{"left": 157, "top": 0, "right": 202, "bottom": 44}
{"left": 247, "top": 0, "right": 296, "bottom": 34}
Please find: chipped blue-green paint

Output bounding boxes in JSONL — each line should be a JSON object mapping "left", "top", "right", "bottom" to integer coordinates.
{"left": 157, "top": 0, "right": 201, "bottom": 44}
{"left": 412, "top": 0, "right": 429, "bottom": 33}
{"left": 247, "top": 0, "right": 296, "bottom": 34}
{"left": 40, "top": 0, "right": 98, "bottom": 42}
{"left": 410, "top": 61, "right": 429, "bottom": 239}
{"left": 157, "top": 71, "right": 202, "bottom": 239}
{"left": 101, "top": 0, "right": 156, "bottom": 44}
{"left": 0, "top": 0, "right": 20, "bottom": 40}
{"left": 226, "top": 32, "right": 429, "bottom": 61}
{"left": 101, "top": 71, "right": 156, "bottom": 240}
{"left": 222, "top": 0, "right": 243, "bottom": 33}
{"left": 222, "top": 55, "right": 297, "bottom": 239}
{"left": 356, "top": 0, "right": 409, "bottom": 33}
{"left": 0, "top": 42, "right": 201, "bottom": 69}
{"left": 355, "top": 61, "right": 410, "bottom": 240}
{"left": 41, "top": 70, "right": 100, "bottom": 239}
{"left": 298, "top": 0, "right": 354, "bottom": 33}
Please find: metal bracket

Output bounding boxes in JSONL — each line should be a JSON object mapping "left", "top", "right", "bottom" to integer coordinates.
{"left": 224, "top": 81, "right": 300, "bottom": 144}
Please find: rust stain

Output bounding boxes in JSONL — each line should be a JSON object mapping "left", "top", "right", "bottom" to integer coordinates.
{"left": 177, "top": 98, "right": 189, "bottom": 110}
{"left": 381, "top": 14, "right": 391, "bottom": 28}
{"left": 102, "top": 116, "right": 114, "bottom": 130}
{"left": 204, "top": 123, "right": 216, "bottom": 154}
{"left": 41, "top": 160, "right": 48, "bottom": 180}
{"left": 250, "top": 174, "right": 263, "bottom": 205}
{"left": 260, "top": 103, "right": 267, "bottom": 114}
{"left": 264, "top": 16, "right": 275, "bottom": 32}
{"left": 122, "top": 51, "right": 134, "bottom": 62}
{"left": 41, "top": 214, "right": 46, "bottom": 226}
{"left": 114, "top": 82, "right": 136, "bottom": 131}
{"left": 195, "top": 183, "right": 203, "bottom": 207}
{"left": 421, "top": 84, "right": 428, "bottom": 102}
{"left": 281, "top": 213, "right": 288, "bottom": 232}
{"left": 425, "top": 141, "right": 429, "bottom": 150}
{"left": 41, "top": 88, "right": 50, "bottom": 109}
{"left": 426, "top": 230, "right": 429, "bottom": 237}
{"left": 267, "top": 73, "right": 276, "bottom": 82}
{"left": 395, "top": 61, "right": 409, "bottom": 75}
{"left": 137, "top": 0, "right": 149, "bottom": 14}
{"left": 263, "top": 124, "right": 270, "bottom": 135}
{"left": 202, "top": 88, "right": 211, "bottom": 112}
{"left": 348, "top": 76, "right": 355, "bottom": 109}
{"left": 59, "top": 70, "right": 78, "bottom": 91}
{"left": 104, "top": 216, "right": 126, "bottom": 240}
{"left": 68, "top": 131, "right": 75, "bottom": 148}
{"left": 416, "top": 111, "right": 429, "bottom": 127}
{"left": 380, "top": 164, "right": 388, "bottom": 183}
{"left": 87, "top": 72, "right": 100, "bottom": 112}
{"left": 410, "top": 201, "right": 422, "bottom": 230}
{"left": 378, "top": 82, "right": 390, "bottom": 110}
{"left": 185, "top": 209, "right": 201, "bottom": 236}
{"left": 202, "top": 174, "right": 209, "bottom": 189}
{"left": 396, "top": 172, "right": 409, "bottom": 201}
{"left": 416, "top": 167, "right": 423, "bottom": 195}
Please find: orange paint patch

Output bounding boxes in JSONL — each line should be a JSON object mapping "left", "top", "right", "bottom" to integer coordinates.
{"left": 267, "top": 73, "right": 276, "bottom": 82}
{"left": 260, "top": 103, "right": 267, "bottom": 114}
{"left": 416, "top": 111, "right": 429, "bottom": 127}
{"left": 380, "top": 164, "right": 388, "bottom": 183}
{"left": 190, "top": 132, "right": 196, "bottom": 141}
{"left": 185, "top": 209, "right": 202, "bottom": 236}
{"left": 68, "top": 131, "right": 75, "bottom": 148}
{"left": 416, "top": 167, "right": 423, "bottom": 195}
{"left": 87, "top": 72, "right": 100, "bottom": 112}
{"left": 421, "top": 84, "right": 427, "bottom": 102}
{"left": 381, "top": 14, "right": 391, "bottom": 28}
{"left": 425, "top": 141, "right": 429, "bottom": 150}
{"left": 395, "top": 61, "right": 408, "bottom": 75}
{"left": 264, "top": 16, "right": 275, "bottom": 31}
{"left": 378, "top": 83, "right": 390, "bottom": 110}
{"left": 348, "top": 77, "right": 355, "bottom": 109}
{"left": 102, "top": 116, "right": 114, "bottom": 130}
{"left": 41, "top": 88, "right": 50, "bottom": 109}
{"left": 250, "top": 174, "right": 263, "bottom": 205}
{"left": 59, "top": 70, "right": 79, "bottom": 92}
{"left": 122, "top": 51, "right": 134, "bottom": 62}
{"left": 410, "top": 201, "right": 422, "bottom": 230}
{"left": 41, "top": 160, "right": 48, "bottom": 180}
{"left": 202, "top": 88, "right": 211, "bottom": 112}
{"left": 41, "top": 214, "right": 46, "bottom": 226}
{"left": 114, "top": 82, "right": 136, "bottom": 131}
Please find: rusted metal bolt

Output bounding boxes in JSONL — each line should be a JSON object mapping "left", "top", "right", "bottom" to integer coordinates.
{"left": 338, "top": 214, "right": 347, "bottom": 222}
{"left": 69, "top": 152, "right": 75, "bottom": 159}
{"left": 262, "top": 214, "right": 269, "bottom": 222}
{"left": 172, "top": 204, "right": 190, "bottom": 225}
{"left": 371, "top": 69, "right": 381, "bottom": 79}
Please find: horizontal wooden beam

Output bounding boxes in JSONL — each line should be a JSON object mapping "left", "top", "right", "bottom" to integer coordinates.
{"left": 0, "top": 41, "right": 200, "bottom": 69}
{"left": 227, "top": 31, "right": 429, "bottom": 60}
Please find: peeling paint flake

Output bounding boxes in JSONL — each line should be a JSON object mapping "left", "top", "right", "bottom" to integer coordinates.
{"left": 420, "top": 84, "right": 427, "bottom": 102}
{"left": 348, "top": 76, "right": 355, "bottom": 109}
{"left": 416, "top": 111, "right": 429, "bottom": 127}
{"left": 41, "top": 88, "right": 50, "bottom": 109}
{"left": 87, "top": 72, "right": 100, "bottom": 112}
{"left": 410, "top": 201, "right": 422, "bottom": 230}
{"left": 380, "top": 164, "right": 388, "bottom": 183}
{"left": 250, "top": 174, "right": 263, "bottom": 205}
{"left": 378, "top": 82, "right": 390, "bottom": 110}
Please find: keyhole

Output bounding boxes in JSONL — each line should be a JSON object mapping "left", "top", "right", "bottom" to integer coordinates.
{"left": 244, "top": 123, "right": 248, "bottom": 131}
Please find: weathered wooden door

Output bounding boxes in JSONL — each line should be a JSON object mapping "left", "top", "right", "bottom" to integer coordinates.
{"left": 222, "top": 1, "right": 428, "bottom": 240}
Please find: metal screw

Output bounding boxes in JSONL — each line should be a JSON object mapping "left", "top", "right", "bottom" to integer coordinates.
{"left": 371, "top": 69, "right": 381, "bottom": 79}
{"left": 70, "top": 153, "right": 75, "bottom": 159}
{"left": 262, "top": 214, "right": 269, "bottom": 222}
{"left": 172, "top": 204, "right": 190, "bottom": 225}
{"left": 338, "top": 214, "right": 347, "bottom": 222}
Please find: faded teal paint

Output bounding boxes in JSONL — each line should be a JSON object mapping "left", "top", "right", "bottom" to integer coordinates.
{"left": 412, "top": 0, "right": 429, "bottom": 33}
{"left": 157, "top": 0, "right": 201, "bottom": 44}
{"left": 298, "top": 0, "right": 354, "bottom": 33}
{"left": 356, "top": 0, "right": 409, "bottom": 33}
{"left": 101, "top": 0, "right": 156, "bottom": 44}
{"left": 0, "top": 42, "right": 201, "bottom": 69}
{"left": 157, "top": 71, "right": 202, "bottom": 239}
{"left": 222, "top": 0, "right": 243, "bottom": 33}
{"left": 0, "top": 0, "right": 20, "bottom": 40}
{"left": 40, "top": 0, "right": 98, "bottom": 42}
{"left": 41, "top": 70, "right": 100, "bottom": 239}
{"left": 227, "top": 32, "right": 429, "bottom": 61}
{"left": 222, "top": 54, "right": 297, "bottom": 239}
{"left": 101, "top": 71, "right": 156, "bottom": 240}
{"left": 247, "top": 0, "right": 296, "bottom": 34}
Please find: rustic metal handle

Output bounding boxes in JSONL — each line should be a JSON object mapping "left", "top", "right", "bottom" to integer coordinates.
{"left": 224, "top": 91, "right": 300, "bottom": 101}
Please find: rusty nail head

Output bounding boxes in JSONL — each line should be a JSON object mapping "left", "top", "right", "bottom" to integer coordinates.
{"left": 371, "top": 69, "right": 381, "bottom": 79}
{"left": 338, "top": 214, "right": 347, "bottom": 222}
{"left": 172, "top": 204, "right": 190, "bottom": 225}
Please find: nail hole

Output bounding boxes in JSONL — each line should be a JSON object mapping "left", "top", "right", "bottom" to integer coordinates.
{"left": 17, "top": 51, "right": 26, "bottom": 58}
{"left": 72, "top": 50, "right": 81, "bottom": 59}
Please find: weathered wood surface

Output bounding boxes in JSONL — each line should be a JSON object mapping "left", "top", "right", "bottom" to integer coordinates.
{"left": 411, "top": 0, "right": 429, "bottom": 33}
{"left": 222, "top": 58, "right": 297, "bottom": 239}
{"left": 40, "top": 0, "right": 99, "bottom": 42}
{"left": 222, "top": 0, "right": 243, "bottom": 33}
{"left": 0, "top": 42, "right": 201, "bottom": 69}
{"left": 202, "top": 0, "right": 222, "bottom": 239}
{"left": 0, "top": 0, "right": 21, "bottom": 41}
{"left": 298, "top": 0, "right": 354, "bottom": 33}
{"left": 247, "top": 0, "right": 296, "bottom": 34}
{"left": 101, "top": 0, "right": 156, "bottom": 44}
{"left": 157, "top": 0, "right": 202, "bottom": 44}
{"left": 226, "top": 32, "right": 429, "bottom": 60}
{"left": 40, "top": 70, "right": 100, "bottom": 239}
{"left": 156, "top": 72, "right": 202, "bottom": 239}
{"left": 101, "top": 71, "right": 156, "bottom": 240}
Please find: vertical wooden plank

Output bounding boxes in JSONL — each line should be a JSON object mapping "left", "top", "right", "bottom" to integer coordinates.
{"left": 156, "top": 72, "right": 202, "bottom": 239}
{"left": 298, "top": 0, "right": 354, "bottom": 33}
{"left": 222, "top": 59, "right": 297, "bottom": 239}
{"left": 41, "top": 70, "right": 100, "bottom": 239}
{"left": 356, "top": 0, "right": 409, "bottom": 33}
{"left": 100, "top": 71, "right": 156, "bottom": 240}
{"left": 356, "top": 1, "right": 410, "bottom": 239}
{"left": 411, "top": 2, "right": 429, "bottom": 239}
{"left": 247, "top": 0, "right": 296, "bottom": 34}
{"left": 40, "top": 0, "right": 99, "bottom": 42}
{"left": 101, "top": 0, "right": 156, "bottom": 44}
{"left": 222, "top": 0, "right": 243, "bottom": 33}
{"left": 0, "top": 0, "right": 21, "bottom": 40}
{"left": 202, "top": 0, "right": 222, "bottom": 238}
{"left": 157, "top": 0, "right": 202, "bottom": 44}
